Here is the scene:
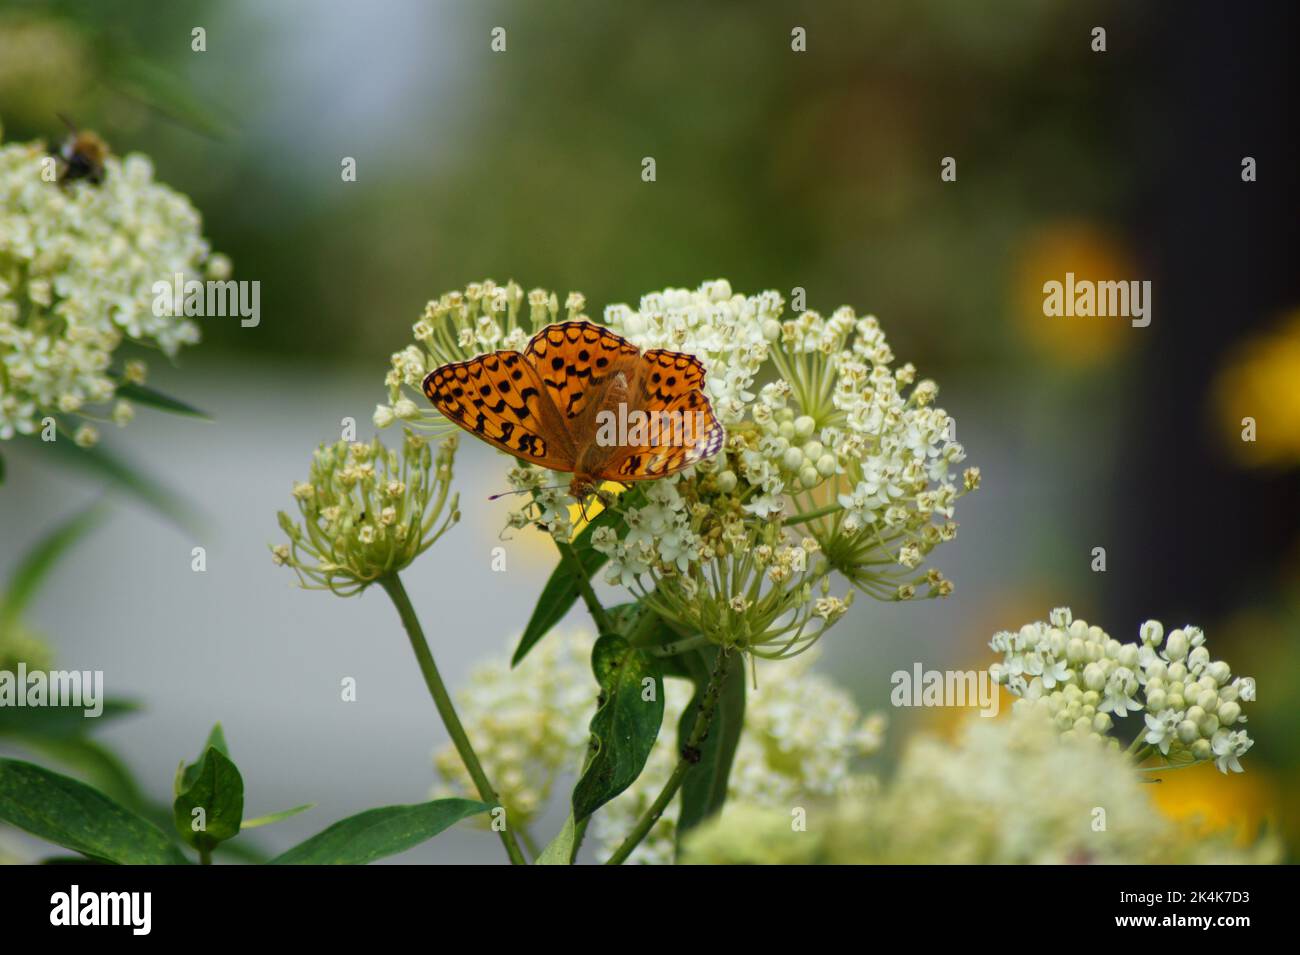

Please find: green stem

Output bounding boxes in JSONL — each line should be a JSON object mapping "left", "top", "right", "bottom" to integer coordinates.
{"left": 569, "top": 816, "right": 590, "bottom": 863}
{"left": 1124, "top": 734, "right": 1146, "bottom": 756}
{"left": 784, "top": 501, "right": 841, "bottom": 526}
{"left": 558, "top": 539, "right": 614, "bottom": 633}
{"left": 380, "top": 573, "right": 528, "bottom": 866}
{"left": 643, "top": 634, "right": 711, "bottom": 657}
{"left": 198, "top": 846, "right": 212, "bottom": 865}
{"left": 604, "top": 649, "right": 733, "bottom": 865}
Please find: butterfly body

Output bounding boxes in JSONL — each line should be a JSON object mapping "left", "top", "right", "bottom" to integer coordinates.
{"left": 423, "top": 321, "right": 724, "bottom": 500}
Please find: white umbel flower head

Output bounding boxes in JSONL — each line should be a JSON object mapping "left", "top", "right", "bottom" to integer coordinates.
{"left": 0, "top": 130, "right": 220, "bottom": 439}
{"left": 990, "top": 609, "right": 1256, "bottom": 774}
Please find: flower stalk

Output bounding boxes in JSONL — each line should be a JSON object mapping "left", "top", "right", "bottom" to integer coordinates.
{"left": 379, "top": 573, "right": 528, "bottom": 866}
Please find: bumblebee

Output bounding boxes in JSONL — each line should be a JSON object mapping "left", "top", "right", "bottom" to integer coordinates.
{"left": 52, "top": 115, "right": 108, "bottom": 185}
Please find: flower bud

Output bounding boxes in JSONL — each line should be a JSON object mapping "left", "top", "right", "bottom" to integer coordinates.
{"left": 1140, "top": 619, "right": 1164, "bottom": 645}
{"left": 1083, "top": 663, "right": 1106, "bottom": 691}
{"left": 1165, "top": 629, "right": 1189, "bottom": 661}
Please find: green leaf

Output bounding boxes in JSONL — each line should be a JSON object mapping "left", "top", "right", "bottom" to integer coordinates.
{"left": 176, "top": 723, "right": 230, "bottom": 794}
{"left": 512, "top": 487, "right": 646, "bottom": 666}
{"left": 572, "top": 635, "right": 664, "bottom": 822}
{"left": 17, "top": 737, "right": 149, "bottom": 815}
{"left": 0, "top": 758, "right": 187, "bottom": 864}
{"left": 241, "top": 803, "right": 315, "bottom": 830}
{"left": 675, "top": 647, "right": 746, "bottom": 849}
{"left": 535, "top": 813, "right": 578, "bottom": 865}
{"left": 0, "top": 502, "right": 109, "bottom": 626}
{"left": 114, "top": 382, "right": 211, "bottom": 420}
{"left": 0, "top": 699, "right": 138, "bottom": 741}
{"left": 0, "top": 448, "right": 6, "bottom": 485}
{"left": 268, "top": 798, "right": 489, "bottom": 865}
{"left": 31, "top": 428, "right": 200, "bottom": 534}
{"left": 172, "top": 747, "right": 244, "bottom": 851}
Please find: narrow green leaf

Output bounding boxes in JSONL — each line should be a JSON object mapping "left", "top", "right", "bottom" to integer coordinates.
{"left": 572, "top": 635, "right": 664, "bottom": 822}
{"left": 0, "top": 502, "right": 109, "bottom": 625}
{"left": 241, "top": 803, "right": 315, "bottom": 830}
{"left": 535, "top": 812, "right": 578, "bottom": 865}
{"left": 172, "top": 747, "right": 244, "bottom": 851}
{"left": 675, "top": 647, "right": 746, "bottom": 849}
{"left": 114, "top": 382, "right": 211, "bottom": 420}
{"left": 109, "top": 57, "right": 236, "bottom": 140}
{"left": 17, "top": 737, "right": 149, "bottom": 816}
{"left": 0, "top": 758, "right": 187, "bottom": 864}
{"left": 0, "top": 699, "right": 138, "bottom": 741}
{"left": 512, "top": 487, "right": 646, "bottom": 667}
{"left": 268, "top": 798, "right": 489, "bottom": 865}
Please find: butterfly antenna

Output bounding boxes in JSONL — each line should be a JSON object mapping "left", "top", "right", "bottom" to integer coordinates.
{"left": 487, "top": 483, "right": 569, "bottom": 502}
{"left": 487, "top": 488, "right": 532, "bottom": 502}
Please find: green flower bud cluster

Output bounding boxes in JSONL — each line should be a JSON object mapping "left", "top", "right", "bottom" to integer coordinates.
{"left": 272, "top": 430, "right": 460, "bottom": 595}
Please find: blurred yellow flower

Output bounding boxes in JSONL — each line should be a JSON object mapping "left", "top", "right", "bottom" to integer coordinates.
{"left": 1149, "top": 762, "right": 1279, "bottom": 847}
{"left": 1012, "top": 222, "right": 1135, "bottom": 367}
{"left": 1213, "top": 308, "right": 1300, "bottom": 467}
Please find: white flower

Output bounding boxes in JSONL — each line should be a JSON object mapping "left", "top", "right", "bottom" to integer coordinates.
{"left": 1211, "top": 730, "right": 1252, "bottom": 774}
{"left": 1143, "top": 709, "right": 1182, "bottom": 755}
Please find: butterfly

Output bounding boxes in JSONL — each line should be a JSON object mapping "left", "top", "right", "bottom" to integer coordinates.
{"left": 422, "top": 321, "right": 725, "bottom": 501}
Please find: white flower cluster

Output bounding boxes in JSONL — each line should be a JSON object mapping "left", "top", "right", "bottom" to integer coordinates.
{"left": 682, "top": 709, "right": 1279, "bottom": 865}
{"left": 755, "top": 309, "right": 967, "bottom": 522}
{"left": 990, "top": 608, "right": 1255, "bottom": 774}
{"left": 601, "top": 279, "right": 777, "bottom": 427}
{"left": 431, "top": 629, "right": 884, "bottom": 863}
{"left": 598, "top": 284, "right": 975, "bottom": 603}
{"left": 0, "top": 131, "right": 220, "bottom": 442}
{"left": 387, "top": 279, "right": 978, "bottom": 652}
{"left": 432, "top": 631, "right": 595, "bottom": 829}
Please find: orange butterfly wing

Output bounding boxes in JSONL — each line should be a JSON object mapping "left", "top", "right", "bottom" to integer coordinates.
{"left": 423, "top": 321, "right": 726, "bottom": 486}
{"left": 422, "top": 349, "right": 577, "bottom": 471}
{"left": 597, "top": 348, "right": 725, "bottom": 482}
{"left": 523, "top": 321, "right": 642, "bottom": 422}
